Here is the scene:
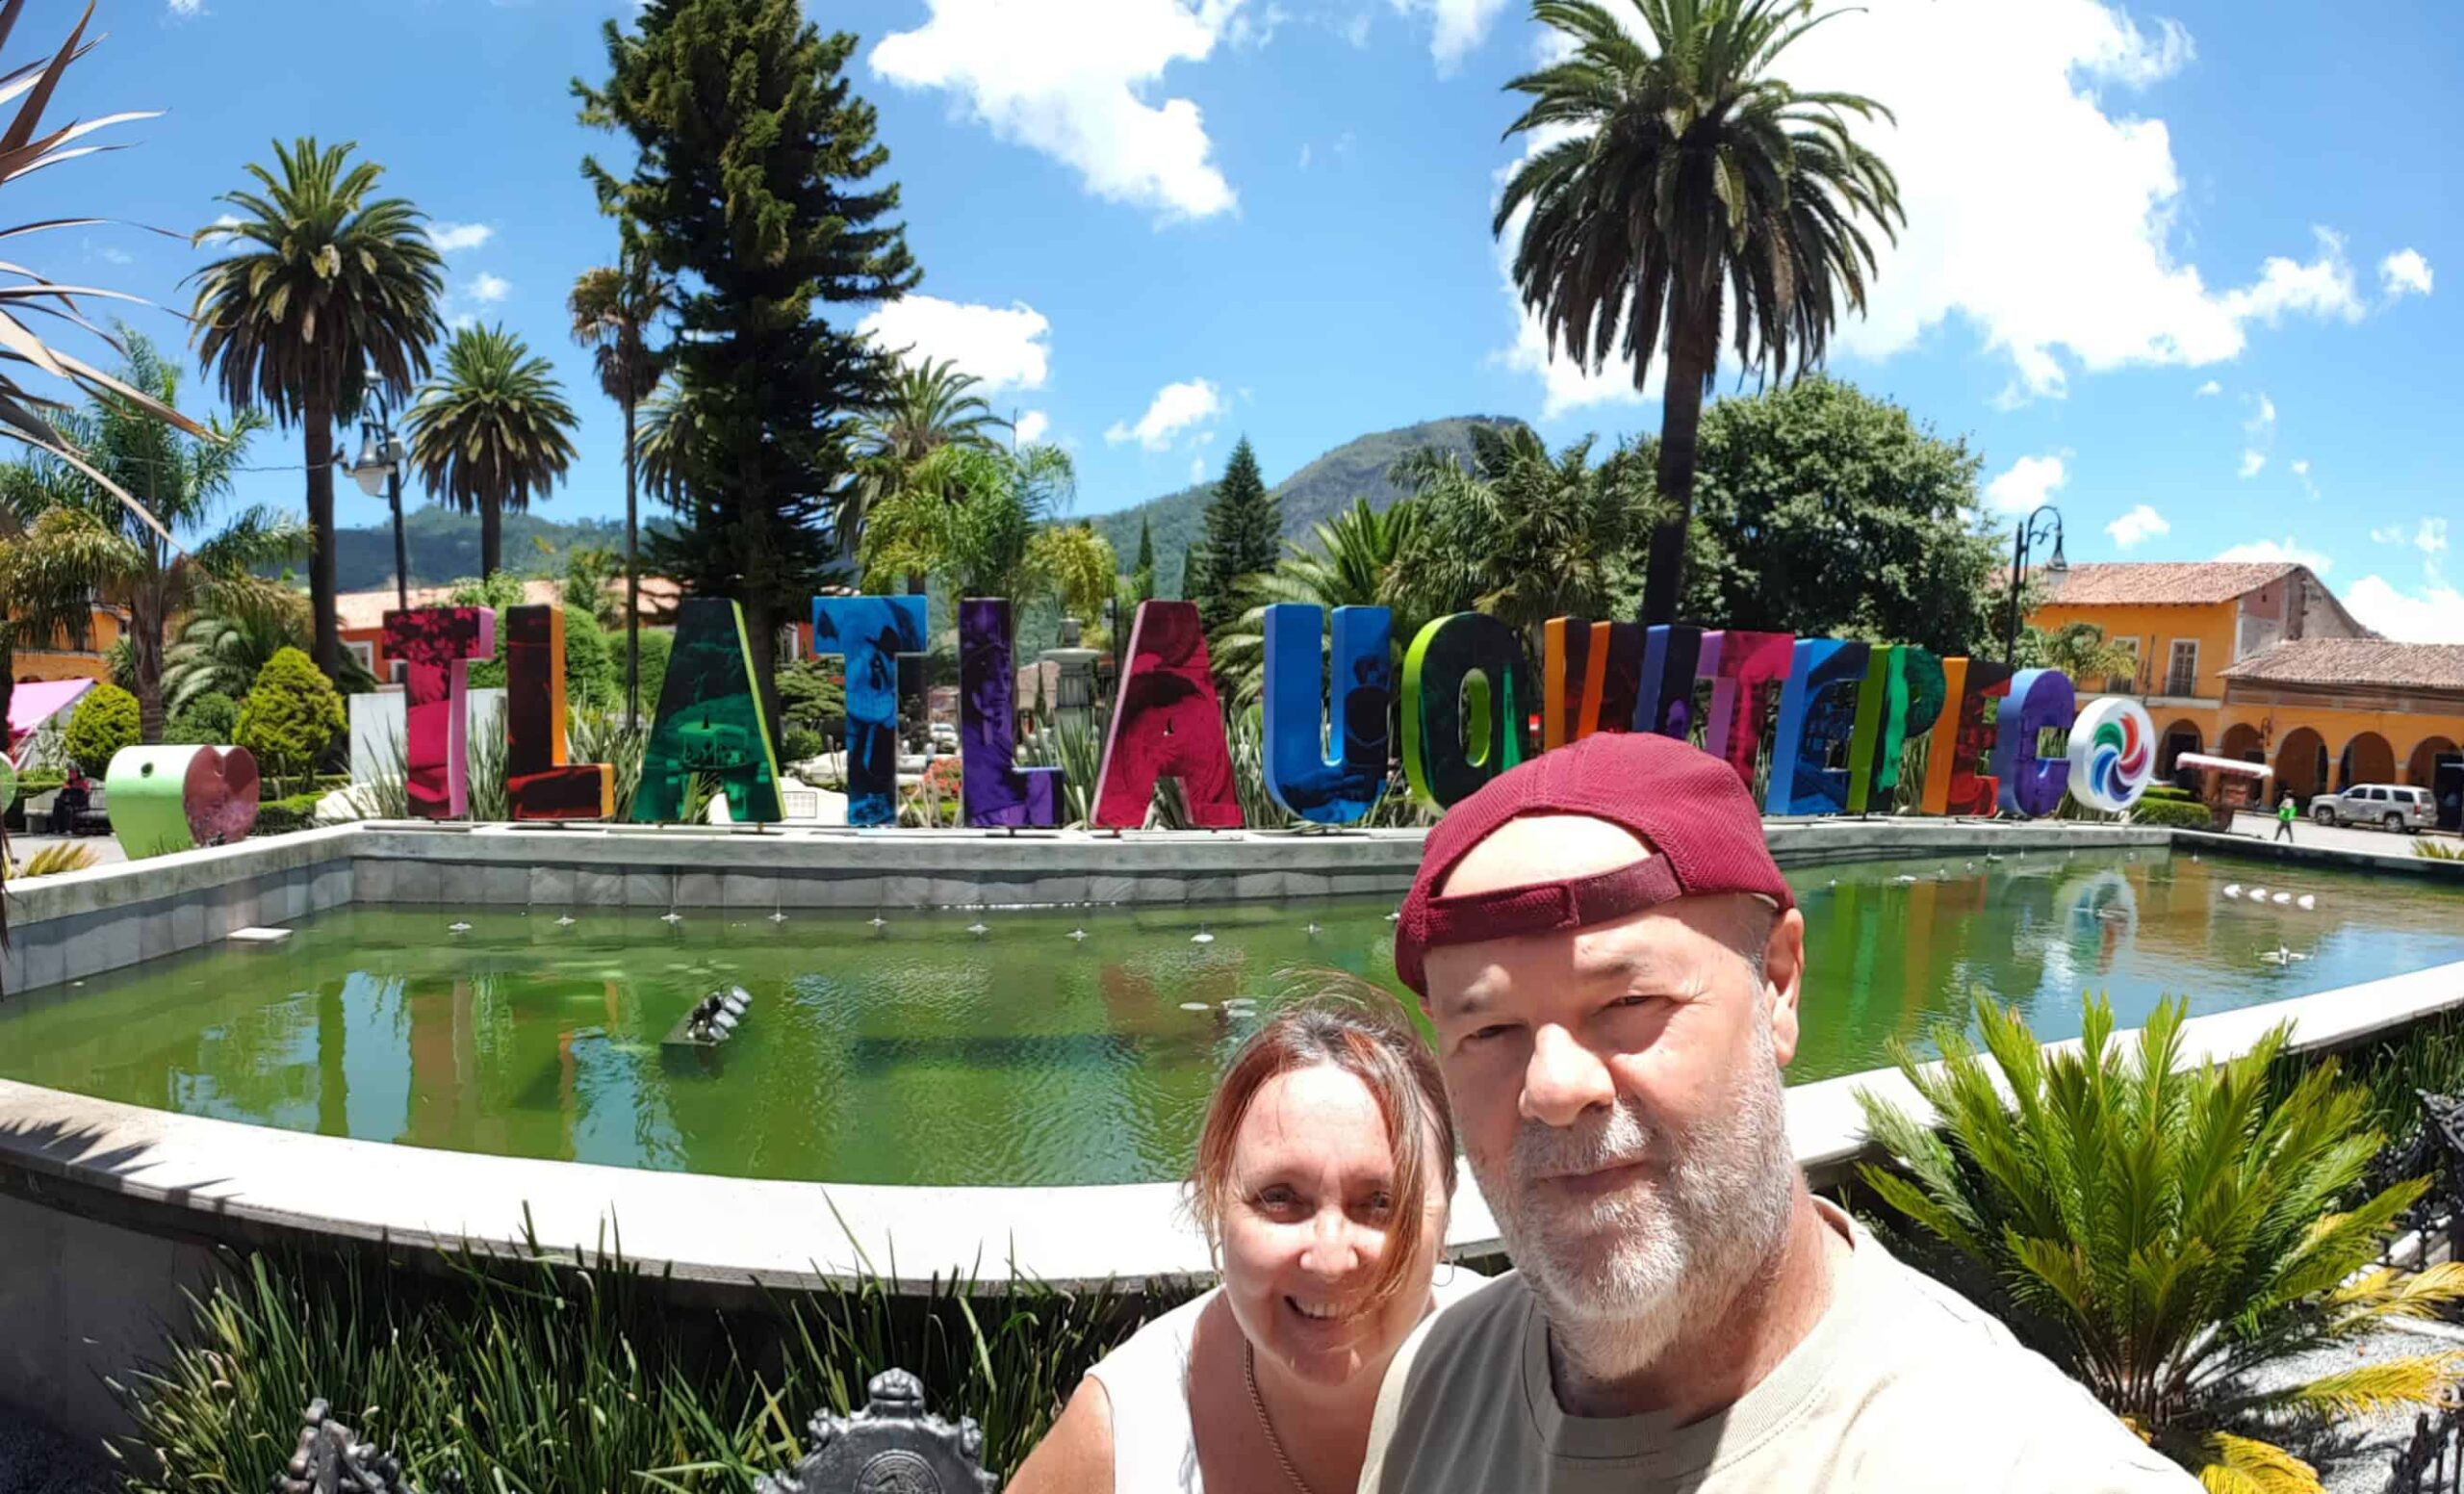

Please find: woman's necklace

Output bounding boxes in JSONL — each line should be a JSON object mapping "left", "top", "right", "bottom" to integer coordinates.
{"left": 1243, "top": 1339, "right": 1320, "bottom": 1494}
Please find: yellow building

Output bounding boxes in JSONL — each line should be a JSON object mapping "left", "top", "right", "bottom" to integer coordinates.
{"left": 2029, "top": 561, "right": 2464, "bottom": 827}
{"left": 11, "top": 601, "right": 127, "bottom": 683}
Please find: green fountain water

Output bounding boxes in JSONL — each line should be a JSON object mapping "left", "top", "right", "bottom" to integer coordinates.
{"left": 1, "top": 847, "right": 2456, "bottom": 1186}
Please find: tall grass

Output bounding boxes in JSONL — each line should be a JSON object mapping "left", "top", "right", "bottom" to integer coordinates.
{"left": 117, "top": 1237, "right": 1178, "bottom": 1493}
{"left": 570, "top": 709, "right": 651, "bottom": 821}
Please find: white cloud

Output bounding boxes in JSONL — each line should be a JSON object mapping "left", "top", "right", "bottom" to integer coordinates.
{"left": 2105, "top": 503, "right": 2169, "bottom": 549}
{"left": 468, "top": 271, "right": 511, "bottom": 304}
{"left": 196, "top": 212, "right": 244, "bottom": 242}
{"left": 167, "top": 0, "right": 204, "bottom": 14}
{"left": 1014, "top": 410, "right": 1051, "bottom": 444}
{"left": 1395, "top": 0, "right": 1510, "bottom": 71}
{"left": 870, "top": 0, "right": 1240, "bottom": 222}
{"left": 2195, "top": 379, "right": 2220, "bottom": 397}
{"left": 448, "top": 312, "right": 478, "bottom": 332}
{"left": 1341, "top": 11, "right": 1372, "bottom": 46}
{"left": 2418, "top": 517, "right": 2451, "bottom": 558}
{"left": 1107, "top": 377, "right": 1225, "bottom": 450}
{"left": 95, "top": 245, "right": 132, "bottom": 266}
{"left": 2345, "top": 575, "right": 2464, "bottom": 643}
{"left": 1984, "top": 453, "right": 2066, "bottom": 515}
{"left": 2215, "top": 536, "right": 2331, "bottom": 573}
{"left": 427, "top": 221, "right": 496, "bottom": 253}
{"left": 2290, "top": 458, "right": 2318, "bottom": 500}
{"left": 2237, "top": 391, "right": 2275, "bottom": 477}
{"left": 1750, "top": 2, "right": 2388, "bottom": 399}
{"left": 2238, "top": 451, "right": 2267, "bottom": 478}
{"left": 2381, "top": 248, "right": 2434, "bottom": 300}
{"left": 2216, "top": 227, "right": 2364, "bottom": 327}
{"left": 858, "top": 296, "right": 1052, "bottom": 393}
{"left": 1189, "top": 454, "right": 1207, "bottom": 481}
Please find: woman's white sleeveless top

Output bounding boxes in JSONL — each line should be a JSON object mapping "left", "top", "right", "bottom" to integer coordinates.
{"left": 1082, "top": 1271, "right": 1489, "bottom": 1494}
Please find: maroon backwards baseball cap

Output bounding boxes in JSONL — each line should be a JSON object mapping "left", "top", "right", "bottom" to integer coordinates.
{"left": 1394, "top": 732, "right": 1796, "bottom": 997}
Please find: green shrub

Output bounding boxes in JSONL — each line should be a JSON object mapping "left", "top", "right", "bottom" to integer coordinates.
{"left": 64, "top": 683, "right": 141, "bottom": 772}
{"left": 1859, "top": 993, "right": 2464, "bottom": 1492}
{"left": 2128, "top": 795, "right": 2216, "bottom": 829}
{"left": 782, "top": 724, "right": 826, "bottom": 763}
{"left": 165, "top": 690, "right": 242, "bottom": 745}
{"left": 117, "top": 1240, "right": 1175, "bottom": 1492}
{"left": 7, "top": 768, "right": 65, "bottom": 808}
{"left": 779, "top": 657, "right": 846, "bottom": 747}
{"left": 251, "top": 789, "right": 329, "bottom": 834}
{"left": 234, "top": 648, "right": 345, "bottom": 789}
{"left": 633, "top": 626, "right": 674, "bottom": 713}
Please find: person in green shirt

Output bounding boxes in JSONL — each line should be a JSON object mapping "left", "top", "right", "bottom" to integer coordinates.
{"left": 2275, "top": 792, "right": 2297, "bottom": 842}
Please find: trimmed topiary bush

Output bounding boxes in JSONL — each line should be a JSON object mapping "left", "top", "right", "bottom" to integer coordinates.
{"left": 165, "top": 690, "right": 242, "bottom": 746}
{"left": 234, "top": 647, "right": 346, "bottom": 791}
{"left": 2128, "top": 795, "right": 2217, "bottom": 829}
{"left": 64, "top": 683, "right": 141, "bottom": 772}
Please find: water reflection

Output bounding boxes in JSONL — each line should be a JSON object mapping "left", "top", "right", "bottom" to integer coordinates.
{"left": 0, "top": 849, "right": 2457, "bottom": 1186}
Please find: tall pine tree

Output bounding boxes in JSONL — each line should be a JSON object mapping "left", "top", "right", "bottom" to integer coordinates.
{"left": 1129, "top": 514, "right": 1156, "bottom": 608}
{"left": 1194, "top": 436, "right": 1277, "bottom": 636}
{"left": 579, "top": 0, "right": 916, "bottom": 741}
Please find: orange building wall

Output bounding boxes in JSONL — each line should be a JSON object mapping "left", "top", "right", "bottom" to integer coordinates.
{"left": 12, "top": 607, "right": 126, "bottom": 683}
{"left": 2028, "top": 599, "right": 2243, "bottom": 701}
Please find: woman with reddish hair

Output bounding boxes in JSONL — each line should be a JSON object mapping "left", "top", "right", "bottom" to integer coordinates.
{"left": 1013, "top": 992, "right": 1477, "bottom": 1494}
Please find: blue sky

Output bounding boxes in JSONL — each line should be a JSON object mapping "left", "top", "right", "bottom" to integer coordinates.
{"left": 23, "top": 0, "right": 2462, "bottom": 639}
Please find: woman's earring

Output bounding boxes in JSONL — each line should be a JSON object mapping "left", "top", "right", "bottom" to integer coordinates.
{"left": 1434, "top": 1255, "right": 1457, "bottom": 1287}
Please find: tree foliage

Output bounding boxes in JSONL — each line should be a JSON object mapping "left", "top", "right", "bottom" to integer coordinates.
{"left": 1860, "top": 993, "right": 2464, "bottom": 1493}
{"left": 580, "top": 0, "right": 918, "bottom": 736}
{"left": 1389, "top": 424, "right": 1657, "bottom": 646}
{"left": 0, "top": 327, "right": 304, "bottom": 741}
{"left": 64, "top": 684, "right": 140, "bottom": 774}
{"left": 1213, "top": 497, "right": 1426, "bottom": 708}
{"left": 1676, "top": 377, "right": 2000, "bottom": 654}
{"left": 1194, "top": 437, "right": 1280, "bottom": 637}
{"left": 852, "top": 357, "right": 1010, "bottom": 569}
{"left": 190, "top": 137, "right": 446, "bottom": 677}
{"left": 166, "top": 692, "right": 242, "bottom": 747}
{"left": 1500, "top": 0, "right": 1902, "bottom": 623}
{"left": 857, "top": 444, "right": 1077, "bottom": 604}
{"left": 234, "top": 648, "right": 346, "bottom": 789}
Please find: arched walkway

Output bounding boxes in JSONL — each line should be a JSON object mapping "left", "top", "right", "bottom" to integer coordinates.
{"left": 2158, "top": 719, "right": 2203, "bottom": 784}
{"left": 2220, "top": 722, "right": 2265, "bottom": 763}
{"left": 2277, "top": 726, "right": 2329, "bottom": 801}
{"left": 2340, "top": 732, "right": 2397, "bottom": 788}
{"left": 2409, "top": 734, "right": 2459, "bottom": 786}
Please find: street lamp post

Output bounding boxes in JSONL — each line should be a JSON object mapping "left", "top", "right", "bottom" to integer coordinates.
{"left": 345, "top": 388, "right": 411, "bottom": 614}
{"left": 2003, "top": 503, "right": 2068, "bottom": 666}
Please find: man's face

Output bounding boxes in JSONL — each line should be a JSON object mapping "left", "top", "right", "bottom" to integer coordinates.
{"left": 1422, "top": 816, "right": 1807, "bottom": 1352}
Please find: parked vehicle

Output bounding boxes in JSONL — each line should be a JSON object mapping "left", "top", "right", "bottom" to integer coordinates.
{"left": 2310, "top": 782, "right": 2431, "bottom": 833}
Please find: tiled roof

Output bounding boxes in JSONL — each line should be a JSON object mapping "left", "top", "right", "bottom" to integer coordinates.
{"left": 2221, "top": 637, "right": 2464, "bottom": 691}
{"left": 2038, "top": 561, "right": 2298, "bottom": 606}
{"left": 336, "top": 576, "right": 682, "bottom": 631}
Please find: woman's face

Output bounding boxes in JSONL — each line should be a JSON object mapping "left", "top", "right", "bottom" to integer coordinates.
{"left": 1218, "top": 1063, "right": 1446, "bottom": 1390}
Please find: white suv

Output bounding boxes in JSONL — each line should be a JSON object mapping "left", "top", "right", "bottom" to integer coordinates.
{"left": 2311, "top": 783, "right": 2431, "bottom": 833}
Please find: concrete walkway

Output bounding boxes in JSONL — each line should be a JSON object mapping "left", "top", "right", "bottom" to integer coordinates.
{"left": 2223, "top": 810, "right": 2457, "bottom": 859}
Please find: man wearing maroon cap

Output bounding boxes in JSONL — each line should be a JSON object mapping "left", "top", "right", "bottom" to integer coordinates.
{"left": 1358, "top": 733, "right": 2194, "bottom": 1493}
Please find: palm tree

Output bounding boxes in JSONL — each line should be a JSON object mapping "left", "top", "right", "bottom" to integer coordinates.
{"left": 1387, "top": 424, "right": 1657, "bottom": 647}
{"left": 1499, "top": 0, "right": 1903, "bottom": 624}
{"left": 161, "top": 584, "right": 322, "bottom": 713}
{"left": 632, "top": 374, "right": 703, "bottom": 510}
{"left": 1213, "top": 497, "right": 1427, "bottom": 707}
{"left": 569, "top": 254, "right": 672, "bottom": 717}
{"left": 190, "top": 137, "right": 445, "bottom": 679}
{"left": 0, "top": 330, "right": 306, "bottom": 741}
{"left": 853, "top": 357, "right": 1011, "bottom": 591}
{"left": 857, "top": 442, "right": 1074, "bottom": 603}
{"left": 403, "top": 324, "right": 580, "bottom": 579}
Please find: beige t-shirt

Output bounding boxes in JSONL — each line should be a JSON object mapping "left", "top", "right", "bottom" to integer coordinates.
{"left": 1358, "top": 1202, "right": 2197, "bottom": 1493}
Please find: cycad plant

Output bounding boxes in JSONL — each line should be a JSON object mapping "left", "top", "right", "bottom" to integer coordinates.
{"left": 1858, "top": 994, "right": 2464, "bottom": 1493}
{"left": 405, "top": 324, "right": 579, "bottom": 579}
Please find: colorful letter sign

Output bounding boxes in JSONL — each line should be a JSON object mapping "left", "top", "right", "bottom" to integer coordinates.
{"left": 1993, "top": 667, "right": 2079, "bottom": 818}
{"left": 1544, "top": 618, "right": 1642, "bottom": 750}
{"left": 1766, "top": 639, "right": 1871, "bottom": 816}
{"left": 2068, "top": 696, "right": 2157, "bottom": 813}
{"left": 1703, "top": 630, "right": 1796, "bottom": 788}
{"left": 635, "top": 597, "right": 783, "bottom": 824}
{"left": 959, "top": 598, "right": 1063, "bottom": 828}
{"left": 382, "top": 605, "right": 495, "bottom": 819}
{"left": 813, "top": 596, "right": 929, "bottom": 827}
{"left": 104, "top": 745, "right": 260, "bottom": 859}
{"left": 1921, "top": 658, "right": 2014, "bottom": 816}
{"left": 1261, "top": 603, "right": 1392, "bottom": 824}
{"left": 1402, "top": 612, "right": 1532, "bottom": 809}
{"left": 1637, "top": 624, "right": 1707, "bottom": 736}
{"left": 504, "top": 605, "right": 614, "bottom": 820}
{"left": 1844, "top": 646, "right": 1946, "bottom": 815}
{"left": 1092, "top": 601, "right": 1242, "bottom": 828}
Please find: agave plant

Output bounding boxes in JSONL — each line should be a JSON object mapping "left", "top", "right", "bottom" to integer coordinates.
{"left": 2, "top": 841, "right": 98, "bottom": 880}
{"left": 1858, "top": 994, "right": 2464, "bottom": 1493}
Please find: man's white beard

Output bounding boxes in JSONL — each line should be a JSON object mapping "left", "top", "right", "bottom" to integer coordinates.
{"left": 1470, "top": 1015, "right": 1797, "bottom": 1377}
